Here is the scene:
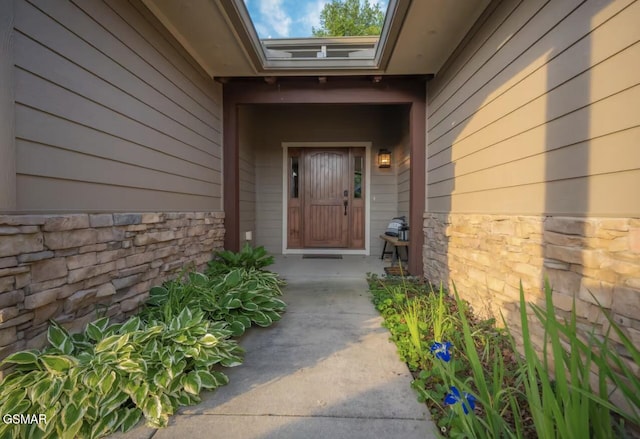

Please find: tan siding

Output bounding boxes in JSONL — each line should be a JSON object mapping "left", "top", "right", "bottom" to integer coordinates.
{"left": 429, "top": 171, "right": 640, "bottom": 216}
{"left": 13, "top": 0, "right": 222, "bottom": 212}
{"left": 29, "top": 0, "right": 221, "bottom": 127}
{"left": 16, "top": 176, "right": 216, "bottom": 212}
{"left": 15, "top": 106, "right": 216, "bottom": 183}
{"left": 429, "top": 1, "right": 640, "bottom": 146}
{"left": 393, "top": 108, "right": 411, "bottom": 219}
{"left": 17, "top": 140, "right": 219, "bottom": 195}
{"left": 427, "top": 0, "right": 640, "bottom": 216}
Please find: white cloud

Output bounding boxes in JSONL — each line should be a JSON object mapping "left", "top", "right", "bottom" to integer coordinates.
{"left": 299, "top": 0, "right": 327, "bottom": 32}
{"left": 258, "top": 0, "right": 292, "bottom": 38}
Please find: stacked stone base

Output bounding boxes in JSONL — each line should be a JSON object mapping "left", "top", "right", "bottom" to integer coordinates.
{"left": 0, "top": 212, "right": 225, "bottom": 366}
{"left": 423, "top": 212, "right": 640, "bottom": 369}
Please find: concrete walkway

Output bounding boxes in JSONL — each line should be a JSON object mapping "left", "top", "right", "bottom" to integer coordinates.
{"left": 112, "top": 256, "right": 436, "bottom": 439}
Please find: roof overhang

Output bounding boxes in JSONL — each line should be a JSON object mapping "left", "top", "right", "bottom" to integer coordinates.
{"left": 142, "top": 0, "right": 490, "bottom": 78}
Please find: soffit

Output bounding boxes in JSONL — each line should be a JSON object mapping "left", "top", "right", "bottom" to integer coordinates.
{"left": 142, "top": 0, "right": 490, "bottom": 78}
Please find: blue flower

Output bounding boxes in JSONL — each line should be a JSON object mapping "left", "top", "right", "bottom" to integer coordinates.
{"left": 444, "top": 386, "right": 476, "bottom": 414}
{"left": 430, "top": 341, "right": 452, "bottom": 362}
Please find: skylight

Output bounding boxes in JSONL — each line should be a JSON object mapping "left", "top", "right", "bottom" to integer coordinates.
{"left": 222, "top": 0, "right": 408, "bottom": 72}
{"left": 244, "top": 0, "right": 390, "bottom": 39}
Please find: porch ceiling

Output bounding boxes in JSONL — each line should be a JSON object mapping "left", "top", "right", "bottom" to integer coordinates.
{"left": 141, "top": 0, "right": 490, "bottom": 78}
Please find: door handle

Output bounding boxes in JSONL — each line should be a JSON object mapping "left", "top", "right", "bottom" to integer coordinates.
{"left": 344, "top": 199, "right": 348, "bottom": 215}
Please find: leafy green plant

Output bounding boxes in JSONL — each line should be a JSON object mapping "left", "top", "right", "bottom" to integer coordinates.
{"left": 510, "top": 280, "right": 639, "bottom": 439}
{"left": 587, "top": 299, "right": 640, "bottom": 426}
{"left": 432, "top": 283, "right": 451, "bottom": 344}
{"left": 0, "top": 246, "right": 285, "bottom": 438}
{"left": 403, "top": 299, "right": 424, "bottom": 357}
{"left": 438, "top": 283, "right": 520, "bottom": 439}
{"left": 0, "top": 309, "right": 243, "bottom": 438}
{"left": 141, "top": 269, "right": 286, "bottom": 337}
{"left": 369, "top": 274, "right": 530, "bottom": 437}
{"left": 207, "top": 243, "right": 274, "bottom": 276}
{"left": 371, "top": 273, "right": 640, "bottom": 438}
{"left": 205, "top": 270, "right": 286, "bottom": 335}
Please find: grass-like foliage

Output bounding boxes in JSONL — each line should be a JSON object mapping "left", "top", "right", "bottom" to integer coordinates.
{"left": 369, "top": 275, "right": 640, "bottom": 438}
{"left": 513, "top": 280, "right": 640, "bottom": 439}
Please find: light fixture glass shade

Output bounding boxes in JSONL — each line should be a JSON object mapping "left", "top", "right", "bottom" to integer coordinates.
{"left": 378, "top": 149, "right": 391, "bottom": 168}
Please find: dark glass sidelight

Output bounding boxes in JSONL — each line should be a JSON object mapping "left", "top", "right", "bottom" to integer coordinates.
{"left": 354, "top": 156, "right": 363, "bottom": 198}
{"left": 290, "top": 157, "right": 299, "bottom": 198}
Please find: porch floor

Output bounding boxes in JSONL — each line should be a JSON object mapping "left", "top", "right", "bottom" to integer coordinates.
{"left": 111, "top": 256, "right": 436, "bottom": 438}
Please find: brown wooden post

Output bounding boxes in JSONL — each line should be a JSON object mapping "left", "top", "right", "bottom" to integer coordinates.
{"left": 409, "top": 99, "right": 426, "bottom": 277}
{"left": 223, "top": 91, "right": 240, "bottom": 251}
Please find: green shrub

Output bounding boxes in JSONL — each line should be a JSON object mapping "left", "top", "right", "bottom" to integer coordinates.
{"left": 207, "top": 243, "right": 274, "bottom": 276}
{"left": 0, "top": 246, "right": 286, "bottom": 438}
{"left": 140, "top": 269, "right": 286, "bottom": 336}
{"left": 0, "top": 309, "right": 242, "bottom": 438}
{"left": 370, "top": 274, "right": 640, "bottom": 438}
{"left": 512, "top": 280, "right": 639, "bottom": 439}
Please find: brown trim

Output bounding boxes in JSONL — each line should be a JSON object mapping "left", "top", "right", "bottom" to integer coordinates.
{"left": 287, "top": 148, "right": 303, "bottom": 248}
{"left": 409, "top": 100, "right": 426, "bottom": 277}
{"left": 223, "top": 93, "right": 240, "bottom": 252}
{"left": 223, "top": 77, "right": 426, "bottom": 276}
{"left": 349, "top": 147, "right": 366, "bottom": 249}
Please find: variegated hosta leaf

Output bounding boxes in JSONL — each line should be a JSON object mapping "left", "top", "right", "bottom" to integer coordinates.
{"left": 98, "top": 370, "right": 117, "bottom": 395}
{"left": 199, "top": 333, "right": 218, "bottom": 347}
{"left": 119, "top": 407, "right": 142, "bottom": 432}
{"left": 90, "top": 410, "right": 119, "bottom": 439}
{"left": 3, "top": 350, "right": 39, "bottom": 366}
{"left": 181, "top": 372, "right": 202, "bottom": 395}
{"left": 117, "top": 358, "right": 146, "bottom": 374}
{"left": 142, "top": 394, "right": 163, "bottom": 426}
{"left": 47, "top": 323, "right": 72, "bottom": 355}
{"left": 40, "top": 354, "right": 77, "bottom": 373}
{"left": 119, "top": 316, "right": 141, "bottom": 334}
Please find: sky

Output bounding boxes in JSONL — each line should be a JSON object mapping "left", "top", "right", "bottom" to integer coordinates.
{"left": 243, "top": 0, "right": 389, "bottom": 39}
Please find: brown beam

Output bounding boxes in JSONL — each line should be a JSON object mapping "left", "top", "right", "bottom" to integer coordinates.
{"left": 409, "top": 100, "right": 426, "bottom": 278}
{"left": 223, "top": 93, "right": 240, "bottom": 252}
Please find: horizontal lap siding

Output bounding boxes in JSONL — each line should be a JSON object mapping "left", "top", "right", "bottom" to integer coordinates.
{"left": 391, "top": 107, "right": 411, "bottom": 220}
{"left": 14, "top": 0, "right": 222, "bottom": 212}
{"left": 427, "top": 0, "right": 640, "bottom": 216}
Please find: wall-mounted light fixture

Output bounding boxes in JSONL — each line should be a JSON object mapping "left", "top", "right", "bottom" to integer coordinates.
{"left": 377, "top": 149, "right": 391, "bottom": 168}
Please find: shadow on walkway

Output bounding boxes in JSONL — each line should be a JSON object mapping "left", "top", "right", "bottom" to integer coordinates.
{"left": 111, "top": 256, "right": 435, "bottom": 439}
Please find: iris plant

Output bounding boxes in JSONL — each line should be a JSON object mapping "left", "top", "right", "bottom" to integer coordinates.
{"left": 430, "top": 341, "right": 452, "bottom": 362}
{"left": 444, "top": 386, "right": 476, "bottom": 414}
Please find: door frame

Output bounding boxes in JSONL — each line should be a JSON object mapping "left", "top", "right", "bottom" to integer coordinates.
{"left": 281, "top": 141, "right": 371, "bottom": 255}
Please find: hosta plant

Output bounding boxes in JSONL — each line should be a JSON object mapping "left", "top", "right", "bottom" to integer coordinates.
{"left": 0, "top": 308, "right": 242, "bottom": 438}
{"left": 207, "top": 243, "right": 274, "bottom": 276}
{"left": 141, "top": 270, "right": 286, "bottom": 336}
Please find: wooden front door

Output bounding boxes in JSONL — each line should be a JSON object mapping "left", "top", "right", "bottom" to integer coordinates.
{"left": 304, "top": 149, "right": 349, "bottom": 247}
{"left": 287, "top": 147, "right": 365, "bottom": 249}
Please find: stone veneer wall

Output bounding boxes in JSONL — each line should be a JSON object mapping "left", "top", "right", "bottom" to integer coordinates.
{"left": 0, "top": 212, "right": 224, "bottom": 364}
{"left": 423, "top": 213, "right": 640, "bottom": 359}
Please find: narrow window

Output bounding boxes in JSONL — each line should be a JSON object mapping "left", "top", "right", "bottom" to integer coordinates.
{"left": 354, "top": 156, "right": 363, "bottom": 199}
{"left": 291, "top": 157, "right": 299, "bottom": 198}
